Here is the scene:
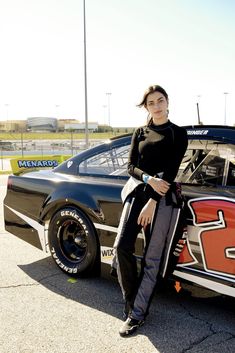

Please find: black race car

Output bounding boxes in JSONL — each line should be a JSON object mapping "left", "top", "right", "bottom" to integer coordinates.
{"left": 4, "top": 125, "right": 235, "bottom": 297}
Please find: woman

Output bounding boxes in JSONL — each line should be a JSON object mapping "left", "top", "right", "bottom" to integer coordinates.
{"left": 115, "top": 85, "right": 188, "bottom": 337}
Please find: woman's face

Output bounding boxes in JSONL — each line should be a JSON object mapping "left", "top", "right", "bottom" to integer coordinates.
{"left": 145, "top": 91, "right": 168, "bottom": 123}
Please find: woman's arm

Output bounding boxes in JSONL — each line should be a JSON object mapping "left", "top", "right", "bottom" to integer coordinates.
{"left": 127, "top": 128, "right": 169, "bottom": 200}
{"left": 137, "top": 198, "right": 156, "bottom": 227}
{"left": 127, "top": 127, "right": 145, "bottom": 180}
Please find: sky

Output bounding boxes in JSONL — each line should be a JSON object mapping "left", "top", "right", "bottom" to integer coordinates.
{"left": 0, "top": 0, "right": 235, "bottom": 127}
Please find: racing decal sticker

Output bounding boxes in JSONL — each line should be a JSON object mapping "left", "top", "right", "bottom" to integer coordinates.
{"left": 176, "top": 231, "right": 198, "bottom": 267}
{"left": 94, "top": 223, "right": 118, "bottom": 233}
{"left": 67, "top": 161, "right": 73, "bottom": 168}
{"left": 94, "top": 223, "right": 145, "bottom": 239}
{"left": 173, "top": 270, "right": 235, "bottom": 297}
{"left": 100, "top": 246, "right": 115, "bottom": 265}
{"left": 187, "top": 129, "right": 208, "bottom": 136}
{"left": 188, "top": 197, "right": 235, "bottom": 278}
{"left": 18, "top": 160, "right": 58, "bottom": 168}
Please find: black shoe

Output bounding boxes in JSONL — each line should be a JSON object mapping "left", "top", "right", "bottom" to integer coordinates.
{"left": 119, "top": 317, "right": 144, "bottom": 337}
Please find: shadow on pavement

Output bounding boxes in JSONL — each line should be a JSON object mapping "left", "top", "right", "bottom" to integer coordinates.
{"left": 19, "top": 257, "right": 235, "bottom": 353}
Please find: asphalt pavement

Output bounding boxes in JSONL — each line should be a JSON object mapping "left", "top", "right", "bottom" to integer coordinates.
{"left": 0, "top": 175, "right": 235, "bottom": 353}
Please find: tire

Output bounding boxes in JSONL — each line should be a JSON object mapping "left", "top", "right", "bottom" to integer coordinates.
{"left": 48, "top": 207, "right": 99, "bottom": 277}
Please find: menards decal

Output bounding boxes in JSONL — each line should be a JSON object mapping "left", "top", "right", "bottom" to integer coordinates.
{"left": 10, "top": 155, "right": 70, "bottom": 174}
{"left": 18, "top": 160, "right": 58, "bottom": 168}
{"left": 178, "top": 197, "right": 235, "bottom": 279}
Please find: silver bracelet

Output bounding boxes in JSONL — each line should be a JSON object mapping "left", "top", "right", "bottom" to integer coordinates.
{"left": 143, "top": 174, "right": 150, "bottom": 184}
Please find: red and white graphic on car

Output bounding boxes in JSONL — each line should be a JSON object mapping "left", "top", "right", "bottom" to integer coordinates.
{"left": 178, "top": 197, "right": 235, "bottom": 279}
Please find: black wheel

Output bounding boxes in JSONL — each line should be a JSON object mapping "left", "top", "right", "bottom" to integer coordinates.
{"left": 48, "top": 207, "right": 99, "bottom": 276}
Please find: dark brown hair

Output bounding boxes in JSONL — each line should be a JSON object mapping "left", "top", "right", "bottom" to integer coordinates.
{"left": 137, "top": 85, "right": 169, "bottom": 108}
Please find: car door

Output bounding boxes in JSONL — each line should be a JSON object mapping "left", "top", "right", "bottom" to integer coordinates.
{"left": 174, "top": 139, "right": 235, "bottom": 296}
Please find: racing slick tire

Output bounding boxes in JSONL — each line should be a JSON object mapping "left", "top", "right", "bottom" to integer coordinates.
{"left": 48, "top": 207, "right": 99, "bottom": 277}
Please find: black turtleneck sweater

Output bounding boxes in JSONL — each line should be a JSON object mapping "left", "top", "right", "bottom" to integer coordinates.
{"left": 128, "top": 120, "right": 188, "bottom": 200}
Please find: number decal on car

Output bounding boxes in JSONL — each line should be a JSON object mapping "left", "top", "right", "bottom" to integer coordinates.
{"left": 177, "top": 232, "right": 198, "bottom": 267}
{"left": 188, "top": 198, "right": 235, "bottom": 278}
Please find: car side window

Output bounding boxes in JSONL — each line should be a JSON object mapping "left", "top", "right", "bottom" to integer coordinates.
{"left": 188, "top": 152, "right": 225, "bottom": 186}
{"left": 176, "top": 140, "right": 233, "bottom": 187}
{"left": 176, "top": 148, "right": 207, "bottom": 182}
{"left": 78, "top": 145, "right": 129, "bottom": 177}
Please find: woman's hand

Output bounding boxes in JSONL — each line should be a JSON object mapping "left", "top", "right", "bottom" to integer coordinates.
{"left": 137, "top": 199, "right": 156, "bottom": 227}
{"left": 148, "top": 177, "right": 170, "bottom": 196}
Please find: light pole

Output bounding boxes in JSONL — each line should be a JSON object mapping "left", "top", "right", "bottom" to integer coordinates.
{"left": 106, "top": 92, "right": 112, "bottom": 128}
{"left": 102, "top": 105, "right": 107, "bottom": 125}
{"left": 20, "top": 129, "right": 24, "bottom": 158}
{"left": 83, "top": 0, "right": 89, "bottom": 148}
{"left": 196, "top": 95, "right": 201, "bottom": 125}
{"left": 224, "top": 92, "right": 229, "bottom": 125}
{"left": 70, "top": 129, "right": 74, "bottom": 155}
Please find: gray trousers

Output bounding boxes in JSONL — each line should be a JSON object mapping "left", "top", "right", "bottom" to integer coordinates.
{"left": 115, "top": 189, "right": 175, "bottom": 320}
{"left": 131, "top": 197, "right": 173, "bottom": 320}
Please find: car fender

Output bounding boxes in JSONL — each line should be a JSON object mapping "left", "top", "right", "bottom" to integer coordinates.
{"left": 40, "top": 187, "right": 104, "bottom": 225}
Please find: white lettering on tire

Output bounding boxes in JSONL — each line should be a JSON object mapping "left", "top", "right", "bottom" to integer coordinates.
{"left": 51, "top": 247, "right": 78, "bottom": 274}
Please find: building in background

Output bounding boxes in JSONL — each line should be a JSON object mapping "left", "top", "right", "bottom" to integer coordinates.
{"left": 27, "top": 117, "right": 57, "bottom": 132}
{"left": 0, "top": 118, "right": 135, "bottom": 133}
{"left": 0, "top": 118, "right": 98, "bottom": 133}
{"left": 57, "top": 119, "right": 79, "bottom": 131}
{"left": 0, "top": 120, "right": 27, "bottom": 132}
{"left": 64, "top": 122, "right": 98, "bottom": 133}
